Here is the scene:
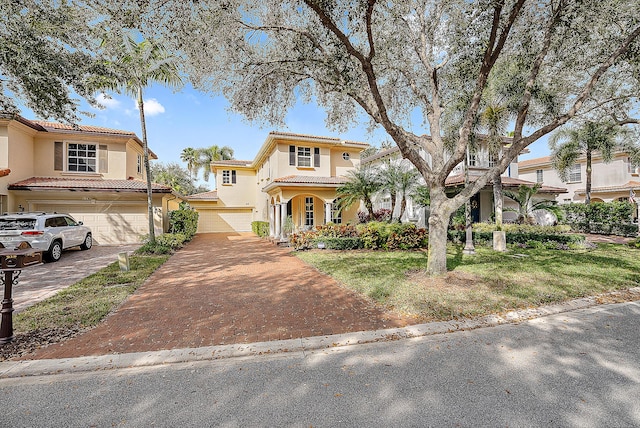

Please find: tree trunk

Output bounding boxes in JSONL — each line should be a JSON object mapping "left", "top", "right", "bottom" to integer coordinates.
{"left": 399, "top": 195, "right": 407, "bottom": 222}
{"left": 585, "top": 150, "right": 592, "bottom": 205}
{"left": 389, "top": 191, "right": 397, "bottom": 222}
{"left": 426, "top": 191, "right": 454, "bottom": 276}
{"left": 138, "top": 87, "right": 156, "bottom": 243}
{"left": 493, "top": 172, "right": 503, "bottom": 229}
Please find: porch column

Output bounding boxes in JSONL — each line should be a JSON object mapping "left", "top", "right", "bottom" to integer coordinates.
{"left": 269, "top": 204, "right": 274, "bottom": 237}
{"left": 274, "top": 203, "right": 281, "bottom": 239}
{"left": 325, "top": 202, "right": 332, "bottom": 224}
{"left": 280, "top": 202, "right": 288, "bottom": 240}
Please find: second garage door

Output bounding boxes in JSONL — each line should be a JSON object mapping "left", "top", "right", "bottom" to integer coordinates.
{"left": 196, "top": 209, "right": 253, "bottom": 233}
{"left": 34, "top": 203, "right": 148, "bottom": 245}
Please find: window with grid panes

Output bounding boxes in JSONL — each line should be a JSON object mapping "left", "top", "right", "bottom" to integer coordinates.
{"left": 67, "top": 143, "right": 97, "bottom": 172}
{"left": 305, "top": 196, "right": 314, "bottom": 226}
{"left": 298, "top": 147, "right": 311, "bottom": 167}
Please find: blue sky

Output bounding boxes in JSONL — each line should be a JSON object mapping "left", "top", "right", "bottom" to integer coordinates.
{"left": 21, "top": 83, "right": 551, "bottom": 190}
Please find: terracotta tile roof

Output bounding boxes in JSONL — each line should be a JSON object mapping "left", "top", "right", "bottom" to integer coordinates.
{"left": 273, "top": 175, "right": 348, "bottom": 185}
{"left": 8, "top": 177, "right": 172, "bottom": 193}
{"left": 211, "top": 160, "right": 252, "bottom": 167}
{"left": 269, "top": 131, "right": 369, "bottom": 146}
{"left": 187, "top": 190, "right": 219, "bottom": 200}
{"left": 0, "top": 169, "right": 10, "bottom": 177}
{"left": 575, "top": 180, "right": 640, "bottom": 195}
{"left": 518, "top": 156, "right": 552, "bottom": 168}
{"left": 445, "top": 174, "right": 567, "bottom": 193}
{"left": 32, "top": 121, "right": 137, "bottom": 137}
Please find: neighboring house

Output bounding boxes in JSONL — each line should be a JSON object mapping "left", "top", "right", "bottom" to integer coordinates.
{"left": 518, "top": 152, "right": 640, "bottom": 205}
{"left": 363, "top": 141, "right": 566, "bottom": 225}
{"left": 0, "top": 114, "right": 181, "bottom": 244}
{"left": 187, "top": 131, "right": 368, "bottom": 238}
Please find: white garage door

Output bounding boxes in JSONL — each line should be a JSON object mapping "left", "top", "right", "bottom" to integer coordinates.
{"left": 34, "top": 203, "right": 148, "bottom": 245}
{"left": 197, "top": 209, "right": 253, "bottom": 233}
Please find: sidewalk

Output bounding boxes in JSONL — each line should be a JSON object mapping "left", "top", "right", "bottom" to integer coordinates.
{"left": 24, "top": 233, "right": 413, "bottom": 360}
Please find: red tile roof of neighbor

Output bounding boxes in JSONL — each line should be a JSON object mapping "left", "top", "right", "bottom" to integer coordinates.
{"left": 575, "top": 181, "right": 640, "bottom": 194}
{"left": 211, "top": 160, "right": 253, "bottom": 167}
{"left": 273, "top": 175, "right": 349, "bottom": 185}
{"left": 0, "top": 169, "right": 10, "bottom": 177}
{"left": 269, "top": 131, "right": 370, "bottom": 146}
{"left": 31, "top": 121, "right": 137, "bottom": 137}
{"left": 445, "top": 174, "right": 567, "bottom": 193}
{"left": 8, "top": 177, "right": 173, "bottom": 193}
{"left": 518, "top": 156, "right": 552, "bottom": 168}
{"left": 187, "top": 190, "right": 219, "bottom": 200}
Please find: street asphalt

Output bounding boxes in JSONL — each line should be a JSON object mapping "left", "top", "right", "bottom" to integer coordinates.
{"left": 0, "top": 300, "right": 638, "bottom": 427}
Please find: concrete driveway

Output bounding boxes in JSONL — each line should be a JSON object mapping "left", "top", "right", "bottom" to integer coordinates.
{"left": 12, "top": 244, "right": 140, "bottom": 313}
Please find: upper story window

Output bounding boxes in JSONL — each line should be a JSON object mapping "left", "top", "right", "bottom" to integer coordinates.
{"left": 55, "top": 141, "right": 108, "bottom": 173}
{"left": 536, "top": 169, "right": 543, "bottom": 183}
{"left": 289, "top": 145, "right": 320, "bottom": 168}
{"left": 568, "top": 163, "right": 581, "bottom": 182}
{"left": 488, "top": 153, "right": 497, "bottom": 168}
{"left": 342, "top": 152, "right": 350, "bottom": 161}
{"left": 222, "top": 170, "right": 236, "bottom": 185}
{"left": 298, "top": 147, "right": 311, "bottom": 167}
{"left": 137, "top": 154, "right": 142, "bottom": 174}
{"left": 67, "top": 143, "right": 96, "bottom": 172}
{"left": 628, "top": 157, "right": 639, "bottom": 174}
{"left": 468, "top": 153, "right": 477, "bottom": 167}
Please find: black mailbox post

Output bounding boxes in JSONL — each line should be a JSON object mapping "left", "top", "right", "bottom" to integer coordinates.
{"left": 0, "top": 242, "right": 42, "bottom": 344}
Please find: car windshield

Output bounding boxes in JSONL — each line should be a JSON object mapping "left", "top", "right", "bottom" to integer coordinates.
{"left": 0, "top": 219, "right": 36, "bottom": 230}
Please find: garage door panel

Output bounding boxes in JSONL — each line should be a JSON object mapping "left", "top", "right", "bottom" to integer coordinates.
{"left": 197, "top": 209, "right": 253, "bottom": 233}
{"left": 34, "top": 204, "right": 148, "bottom": 244}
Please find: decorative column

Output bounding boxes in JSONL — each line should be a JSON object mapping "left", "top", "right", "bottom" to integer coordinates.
{"left": 269, "top": 204, "right": 274, "bottom": 237}
{"left": 274, "top": 203, "right": 281, "bottom": 239}
{"left": 280, "top": 202, "right": 288, "bottom": 240}
{"left": 325, "top": 202, "right": 332, "bottom": 224}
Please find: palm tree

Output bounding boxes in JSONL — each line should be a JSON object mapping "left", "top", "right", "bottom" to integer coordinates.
{"left": 94, "top": 35, "right": 182, "bottom": 242}
{"left": 336, "top": 167, "right": 381, "bottom": 216}
{"left": 504, "top": 184, "right": 562, "bottom": 225}
{"left": 377, "top": 160, "right": 403, "bottom": 221}
{"left": 196, "top": 145, "right": 235, "bottom": 182}
{"left": 397, "top": 164, "right": 421, "bottom": 221}
{"left": 180, "top": 147, "right": 199, "bottom": 180}
{"left": 550, "top": 121, "right": 619, "bottom": 205}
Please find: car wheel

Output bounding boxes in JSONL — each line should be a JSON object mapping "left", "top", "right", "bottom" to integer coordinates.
{"left": 80, "top": 233, "right": 92, "bottom": 250}
{"left": 46, "top": 240, "right": 63, "bottom": 262}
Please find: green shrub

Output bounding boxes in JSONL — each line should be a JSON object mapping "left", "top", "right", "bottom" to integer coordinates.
{"left": 136, "top": 233, "right": 187, "bottom": 255}
{"left": 562, "top": 201, "right": 637, "bottom": 236}
{"left": 629, "top": 238, "right": 640, "bottom": 249}
{"left": 251, "top": 221, "right": 270, "bottom": 237}
{"left": 448, "top": 228, "right": 584, "bottom": 246}
{"left": 311, "top": 237, "right": 364, "bottom": 250}
{"left": 169, "top": 206, "right": 199, "bottom": 240}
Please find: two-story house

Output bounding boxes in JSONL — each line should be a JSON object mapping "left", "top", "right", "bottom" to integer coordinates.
{"left": 187, "top": 131, "right": 368, "bottom": 238}
{"left": 0, "top": 114, "right": 180, "bottom": 244}
{"left": 519, "top": 153, "right": 640, "bottom": 208}
{"left": 363, "top": 140, "right": 567, "bottom": 225}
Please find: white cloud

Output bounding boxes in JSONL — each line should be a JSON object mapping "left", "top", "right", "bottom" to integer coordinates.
{"left": 96, "top": 93, "right": 120, "bottom": 109}
{"left": 134, "top": 98, "right": 166, "bottom": 116}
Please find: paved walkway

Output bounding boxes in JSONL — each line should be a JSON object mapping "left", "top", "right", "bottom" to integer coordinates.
{"left": 13, "top": 244, "right": 140, "bottom": 313}
{"left": 26, "top": 233, "right": 412, "bottom": 359}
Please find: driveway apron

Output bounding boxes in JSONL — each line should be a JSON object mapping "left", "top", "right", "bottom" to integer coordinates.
{"left": 27, "top": 233, "right": 412, "bottom": 359}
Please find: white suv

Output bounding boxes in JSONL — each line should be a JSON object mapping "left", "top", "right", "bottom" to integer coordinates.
{"left": 0, "top": 213, "right": 92, "bottom": 262}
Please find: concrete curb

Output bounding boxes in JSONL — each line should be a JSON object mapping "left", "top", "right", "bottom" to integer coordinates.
{"left": 2, "top": 289, "right": 639, "bottom": 379}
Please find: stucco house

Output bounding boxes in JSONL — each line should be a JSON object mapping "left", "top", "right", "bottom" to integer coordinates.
{"left": 187, "top": 131, "right": 368, "bottom": 238}
{"left": 0, "top": 113, "right": 181, "bottom": 244}
{"left": 363, "top": 140, "right": 567, "bottom": 225}
{"left": 519, "top": 152, "right": 640, "bottom": 207}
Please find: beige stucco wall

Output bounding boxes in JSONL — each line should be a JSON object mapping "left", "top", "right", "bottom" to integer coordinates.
{"left": 214, "top": 167, "right": 257, "bottom": 208}
{"left": 330, "top": 148, "right": 360, "bottom": 177}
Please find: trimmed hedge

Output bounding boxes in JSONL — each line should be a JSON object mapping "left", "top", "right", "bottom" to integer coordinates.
{"left": 311, "top": 237, "right": 364, "bottom": 250}
{"left": 252, "top": 221, "right": 270, "bottom": 237}
{"left": 169, "top": 207, "right": 199, "bottom": 240}
{"left": 448, "top": 230, "right": 585, "bottom": 245}
{"left": 562, "top": 202, "right": 638, "bottom": 237}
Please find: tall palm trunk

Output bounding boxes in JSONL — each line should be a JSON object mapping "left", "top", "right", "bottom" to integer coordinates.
{"left": 585, "top": 150, "right": 592, "bottom": 205}
{"left": 389, "top": 191, "right": 397, "bottom": 222}
{"left": 137, "top": 87, "right": 155, "bottom": 243}
{"left": 493, "top": 172, "right": 503, "bottom": 229}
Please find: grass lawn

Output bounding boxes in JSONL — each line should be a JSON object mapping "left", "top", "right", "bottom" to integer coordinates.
{"left": 14, "top": 254, "right": 169, "bottom": 333}
{"left": 296, "top": 243, "right": 640, "bottom": 321}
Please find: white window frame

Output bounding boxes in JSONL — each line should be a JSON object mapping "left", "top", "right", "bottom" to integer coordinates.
{"left": 298, "top": 147, "right": 312, "bottom": 167}
{"left": 568, "top": 163, "right": 581, "bottom": 182}
{"left": 137, "top": 154, "right": 142, "bottom": 174}
{"left": 342, "top": 152, "right": 350, "bottom": 161}
{"left": 488, "top": 152, "right": 497, "bottom": 168}
{"left": 305, "top": 196, "right": 314, "bottom": 226}
{"left": 536, "top": 169, "right": 543, "bottom": 183}
{"left": 67, "top": 143, "right": 97, "bottom": 172}
{"left": 332, "top": 201, "right": 342, "bottom": 224}
{"left": 468, "top": 153, "right": 477, "bottom": 167}
{"left": 222, "top": 170, "right": 231, "bottom": 184}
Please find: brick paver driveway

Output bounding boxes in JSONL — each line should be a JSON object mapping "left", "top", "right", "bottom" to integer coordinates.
{"left": 28, "top": 233, "right": 412, "bottom": 359}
